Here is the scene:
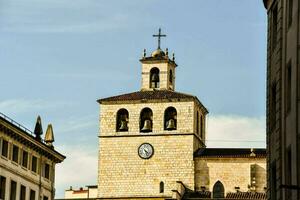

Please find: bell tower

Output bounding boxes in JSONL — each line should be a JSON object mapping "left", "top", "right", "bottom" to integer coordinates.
{"left": 97, "top": 29, "right": 208, "bottom": 199}
{"left": 140, "top": 28, "right": 177, "bottom": 91}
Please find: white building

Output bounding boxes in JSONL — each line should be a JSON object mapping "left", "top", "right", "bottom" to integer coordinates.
{"left": 0, "top": 112, "right": 65, "bottom": 200}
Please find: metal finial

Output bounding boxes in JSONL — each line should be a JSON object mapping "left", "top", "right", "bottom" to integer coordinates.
{"left": 143, "top": 49, "right": 146, "bottom": 58}
{"left": 153, "top": 28, "right": 166, "bottom": 49}
{"left": 166, "top": 48, "right": 168, "bottom": 56}
{"left": 172, "top": 53, "right": 175, "bottom": 61}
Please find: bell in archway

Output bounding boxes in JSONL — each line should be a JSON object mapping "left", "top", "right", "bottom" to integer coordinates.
{"left": 151, "top": 73, "right": 159, "bottom": 82}
{"left": 141, "top": 119, "right": 152, "bottom": 132}
{"left": 119, "top": 120, "right": 128, "bottom": 131}
{"left": 166, "top": 119, "right": 176, "bottom": 130}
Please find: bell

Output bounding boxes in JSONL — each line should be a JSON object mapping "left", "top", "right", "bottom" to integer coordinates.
{"left": 166, "top": 119, "right": 176, "bottom": 130}
{"left": 119, "top": 120, "right": 128, "bottom": 131}
{"left": 141, "top": 119, "right": 152, "bottom": 132}
{"left": 151, "top": 73, "right": 159, "bottom": 82}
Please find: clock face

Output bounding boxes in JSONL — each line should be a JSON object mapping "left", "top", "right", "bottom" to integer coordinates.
{"left": 138, "top": 143, "right": 154, "bottom": 159}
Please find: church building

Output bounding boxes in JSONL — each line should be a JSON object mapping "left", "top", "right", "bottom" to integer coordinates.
{"left": 94, "top": 29, "right": 267, "bottom": 200}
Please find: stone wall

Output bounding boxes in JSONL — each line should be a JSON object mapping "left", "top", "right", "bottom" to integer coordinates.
{"left": 194, "top": 157, "right": 266, "bottom": 194}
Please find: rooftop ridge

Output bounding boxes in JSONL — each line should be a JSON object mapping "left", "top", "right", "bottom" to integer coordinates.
{"left": 0, "top": 112, "right": 33, "bottom": 135}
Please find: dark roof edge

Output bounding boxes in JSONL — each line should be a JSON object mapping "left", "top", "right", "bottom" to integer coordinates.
{"left": 263, "top": 0, "right": 267, "bottom": 9}
{"left": 0, "top": 116, "right": 66, "bottom": 162}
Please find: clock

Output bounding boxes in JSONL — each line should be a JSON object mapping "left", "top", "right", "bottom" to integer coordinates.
{"left": 138, "top": 143, "right": 154, "bottom": 159}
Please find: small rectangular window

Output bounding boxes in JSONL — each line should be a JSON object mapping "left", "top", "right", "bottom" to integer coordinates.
{"left": 20, "top": 185, "right": 26, "bottom": 200}
{"left": 288, "top": 0, "right": 293, "bottom": 27}
{"left": 286, "top": 63, "right": 292, "bottom": 112}
{"left": 44, "top": 163, "right": 50, "bottom": 179}
{"left": 1, "top": 139, "right": 9, "bottom": 158}
{"left": 272, "top": 4, "right": 278, "bottom": 50}
{"left": 0, "top": 176, "right": 6, "bottom": 200}
{"left": 22, "top": 151, "right": 28, "bottom": 168}
{"left": 9, "top": 180, "right": 17, "bottom": 200}
{"left": 31, "top": 156, "right": 37, "bottom": 173}
{"left": 29, "top": 190, "right": 36, "bottom": 200}
{"left": 12, "top": 145, "right": 19, "bottom": 163}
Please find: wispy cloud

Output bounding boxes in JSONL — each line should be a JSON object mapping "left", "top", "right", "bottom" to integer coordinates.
{"left": 0, "top": 99, "right": 72, "bottom": 115}
{"left": 206, "top": 115, "right": 266, "bottom": 148}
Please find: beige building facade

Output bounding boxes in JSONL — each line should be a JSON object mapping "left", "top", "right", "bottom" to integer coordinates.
{"left": 0, "top": 113, "right": 65, "bottom": 200}
{"left": 263, "top": 0, "right": 300, "bottom": 199}
{"left": 95, "top": 31, "right": 267, "bottom": 200}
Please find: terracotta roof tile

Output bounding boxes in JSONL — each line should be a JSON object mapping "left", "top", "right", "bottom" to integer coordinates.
{"left": 97, "top": 90, "right": 208, "bottom": 113}
{"left": 226, "top": 192, "right": 266, "bottom": 199}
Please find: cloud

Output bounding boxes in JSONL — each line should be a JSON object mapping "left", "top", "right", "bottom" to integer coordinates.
{"left": 0, "top": 99, "right": 74, "bottom": 118}
{"left": 55, "top": 144, "right": 98, "bottom": 198}
{"left": 206, "top": 115, "right": 266, "bottom": 148}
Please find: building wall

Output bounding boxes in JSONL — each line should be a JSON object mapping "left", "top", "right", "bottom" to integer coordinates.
{"left": 98, "top": 101, "right": 206, "bottom": 198}
{"left": 195, "top": 157, "right": 266, "bottom": 194}
{"left": 265, "top": 0, "right": 300, "bottom": 199}
{"left": 0, "top": 133, "right": 55, "bottom": 200}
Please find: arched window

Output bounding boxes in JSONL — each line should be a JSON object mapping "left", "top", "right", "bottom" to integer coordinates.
{"left": 150, "top": 68, "right": 160, "bottom": 89}
{"left": 159, "top": 181, "right": 164, "bottom": 193}
{"left": 140, "top": 108, "right": 153, "bottom": 132}
{"left": 200, "top": 115, "right": 203, "bottom": 138}
{"left": 116, "top": 109, "right": 129, "bottom": 132}
{"left": 169, "top": 70, "right": 173, "bottom": 83}
{"left": 196, "top": 111, "right": 199, "bottom": 134}
{"left": 164, "top": 107, "right": 177, "bottom": 130}
{"left": 213, "top": 181, "right": 225, "bottom": 198}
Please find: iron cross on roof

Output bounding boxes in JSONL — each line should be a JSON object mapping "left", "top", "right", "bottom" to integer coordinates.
{"left": 153, "top": 28, "right": 166, "bottom": 49}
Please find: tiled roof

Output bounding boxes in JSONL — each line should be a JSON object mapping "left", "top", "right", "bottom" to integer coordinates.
{"left": 182, "top": 189, "right": 211, "bottom": 199}
{"left": 226, "top": 192, "right": 266, "bottom": 199}
{"left": 194, "top": 148, "right": 266, "bottom": 158}
{"left": 98, "top": 90, "right": 208, "bottom": 113}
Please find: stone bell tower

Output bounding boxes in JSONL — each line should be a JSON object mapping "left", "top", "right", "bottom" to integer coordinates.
{"left": 97, "top": 29, "right": 208, "bottom": 199}
{"left": 141, "top": 29, "right": 177, "bottom": 91}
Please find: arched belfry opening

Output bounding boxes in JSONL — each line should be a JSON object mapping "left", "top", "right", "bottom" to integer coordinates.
{"left": 150, "top": 67, "right": 160, "bottom": 89}
{"left": 164, "top": 107, "right": 177, "bottom": 130}
{"left": 116, "top": 109, "right": 129, "bottom": 132}
{"left": 213, "top": 181, "right": 225, "bottom": 198}
{"left": 169, "top": 70, "right": 173, "bottom": 84}
{"left": 140, "top": 108, "right": 153, "bottom": 132}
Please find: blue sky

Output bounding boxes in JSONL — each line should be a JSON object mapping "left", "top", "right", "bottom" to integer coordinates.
{"left": 0, "top": 0, "right": 267, "bottom": 197}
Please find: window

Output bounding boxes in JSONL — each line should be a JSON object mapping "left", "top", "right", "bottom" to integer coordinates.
{"left": 288, "top": 0, "right": 293, "bottom": 27}
{"left": 140, "top": 108, "right": 153, "bottom": 133}
{"left": 272, "top": 4, "right": 278, "bottom": 50}
{"left": 150, "top": 68, "right": 160, "bottom": 89}
{"left": 31, "top": 156, "right": 37, "bottom": 173}
{"left": 22, "top": 150, "right": 28, "bottom": 168}
{"left": 1, "top": 139, "right": 8, "bottom": 158}
{"left": 0, "top": 176, "right": 6, "bottom": 200}
{"left": 286, "top": 147, "right": 292, "bottom": 199}
{"left": 286, "top": 63, "right": 292, "bottom": 112}
{"left": 116, "top": 109, "right": 129, "bottom": 132}
{"left": 169, "top": 70, "right": 173, "bottom": 84}
{"left": 43, "top": 196, "right": 48, "bottom": 200}
{"left": 270, "top": 83, "right": 277, "bottom": 130}
{"left": 212, "top": 181, "right": 224, "bottom": 198}
{"left": 44, "top": 163, "right": 50, "bottom": 179}
{"left": 12, "top": 145, "right": 19, "bottom": 163}
{"left": 200, "top": 115, "right": 204, "bottom": 138}
{"left": 164, "top": 107, "right": 177, "bottom": 131}
{"left": 271, "top": 161, "right": 277, "bottom": 200}
{"left": 159, "top": 181, "right": 164, "bottom": 193}
{"left": 250, "top": 164, "right": 256, "bottom": 188}
{"left": 9, "top": 180, "right": 17, "bottom": 200}
{"left": 20, "top": 185, "right": 26, "bottom": 200}
{"left": 196, "top": 111, "right": 199, "bottom": 134}
{"left": 29, "top": 190, "right": 36, "bottom": 200}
